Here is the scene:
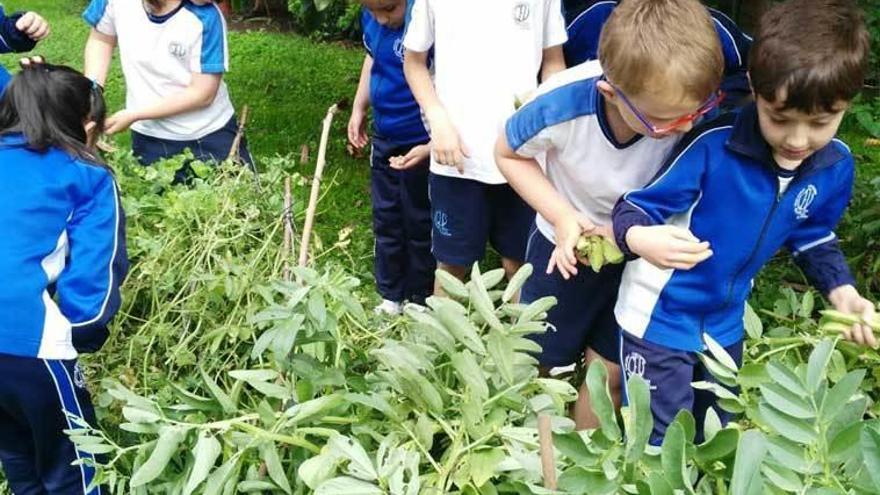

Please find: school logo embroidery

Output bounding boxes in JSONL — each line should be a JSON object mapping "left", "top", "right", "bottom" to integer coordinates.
{"left": 434, "top": 211, "right": 452, "bottom": 237}
{"left": 393, "top": 38, "right": 405, "bottom": 62}
{"left": 623, "top": 352, "right": 657, "bottom": 390}
{"left": 73, "top": 363, "right": 86, "bottom": 389}
{"left": 794, "top": 184, "right": 818, "bottom": 220}
{"left": 168, "top": 41, "right": 187, "bottom": 60}
{"left": 513, "top": 2, "right": 531, "bottom": 25}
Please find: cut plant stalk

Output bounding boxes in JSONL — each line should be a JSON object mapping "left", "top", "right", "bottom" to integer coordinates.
{"left": 298, "top": 104, "right": 338, "bottom": 267}
{"left": 226, "top": 105, "right": 250, "bottom": 162}
{"left": 538, "top": 414, "right": 557, "bottom": 490}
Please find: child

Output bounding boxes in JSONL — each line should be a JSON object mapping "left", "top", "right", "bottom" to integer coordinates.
{"left": 0, "top": 58, "right": 127, "bottom": 494}
{"left": 562, "top": 0, "right": 753, "bottom": 110}
{"left": 82, "top": 0, "right": 252, "bottom": 169}
{"left": 403, "top": 0, "right": 568, "bottom": 291}
{"left": 0, "top": 8, "right": 50, "bottom": 90}
{"left": 495, "top": 0, "right": 724, "bottom": 430}
{"left": 348, "top": 0, "right": 435, "bottom": 314}
{"left": 611, "top": 0, "right": 874, "bottom": 444}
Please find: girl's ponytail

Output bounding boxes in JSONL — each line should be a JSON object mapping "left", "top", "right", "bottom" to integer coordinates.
{"left": 0, "top": 59, "right": 107, "bottom": 164}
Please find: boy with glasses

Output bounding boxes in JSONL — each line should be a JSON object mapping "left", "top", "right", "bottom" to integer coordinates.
{"left": 611, "top": 0, "right": 874, "bottom": 444}
{"left": 495, "top": 0, "right": 724, "bottom": 430}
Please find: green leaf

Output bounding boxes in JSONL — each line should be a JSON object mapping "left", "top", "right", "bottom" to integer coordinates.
{"left": 433, "top": 299, "right": 487, "bottom": 355}
{"left": 451, "top": 350, "right": 490, "bottom": 401}
{"left": 730, "top": 430, "right": 767, "bottom": 495}
{"left": 261, "top": 442, "right": 293, "bottom": 494}
{"left": 766, "top": 361, "right": 808, "bottom": 397}
{"left": 285, "top": 394, "right": 344, "bottom": 424}
{"left": 758, "top": 403, "right": 817, "bottom": 444}
{"left": 661, "top": 422, "right": 690, "bottom": 492}
{"left": 344, "top": 393, "right": 399, "bottom": 421}
{"left": 308, "top": 291, "right": 327, "bottom": 326}
{"left": 761, "top": 461, "right": 803, "bottom": 493}
{"left": 558, "top": 467, "right": 616, "bottom": 495}
{"left": 758, "top": 383, "right": 815, "bottom": 419}
{"left": 696, "top": 428, "right": 739, "bottom": 464}
{"left": 702, "top": 407, "right": 722, "bottom": 443}
{"left": 703, "top": 334, "right": 738, "bottom": 371}
{"left": 820, "top": 369, "right": 865, "bottom": 423}
{"left": 744, "top": 302, "right": 764, "bottom": 339}
{"left": 624, "top": 375, "right": 653, "bottom": 465}
{"left": 487, "top": 330, "right": 516, "bottom": 385}
{"left": 862, "top": 425, "right": 880, "bottom": 492}
{"left": 130, "top": 426, "right": 188, "bottom": 487}
{"left": 299, "top": 452, "right": 340, "bottom": 490}
{"left": 470, "top": 264, "right": 504, "bottom": 331}
{"left": 800, "top": 291, "right": 815, "bottom": 317}
{"left": 203, "top": 457, "right": 240, "bottom": 495}
{"left": 503, "top": 264, "right": 533, "bottom": 303}
{"left": 829, "top": 422, "right": 862, "bottom": 463}
{"left": 467, "top": 448, "right": 506, "bottom": 487}
{"left": 199, "top": 368, "right": 237, "bottom": 414}
{"left": 806, "top": 339, "right": 834, "bottom": 392}
{"left": 183, "top": 434, "right": 222, "bottom": 495}
{"left": 697, "top": 353, "right": 737, "bottom": 387}
{"left": 228, "top": 369, "right": 279, "bottom": 383}
{"left": 517, "top": 296, "right": 557, "bottom": 324}
{"left": 329, "top": 435, "right": 378, "bottom": 481}
{"left": 122, "top": 406, "right": 161, "bottom": 424}
{"left": 480, "top": 268, "right": 507, "bottom": 290}
{"left": 315, "top": 477, "right": 384, "bottom": 495}
{"left": 766, "top": 437, "right": 817, "bottom": 475}
{"left": 436, "top": 269, "right": 469, "bottom": 299}
{"left": 586, "top": 360, "right": 621, "bottom": 442}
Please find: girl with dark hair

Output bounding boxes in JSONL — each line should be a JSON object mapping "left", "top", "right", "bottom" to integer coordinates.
{"left": 0, "top": 58, "right": 128, "bottom": 495}
{"left": 82, "top": 0, "right": 252, "bottom": 170}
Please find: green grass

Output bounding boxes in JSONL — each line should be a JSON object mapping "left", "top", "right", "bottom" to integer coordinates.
{"left": 3, "top": 0, "right": 376, "bottom": 280}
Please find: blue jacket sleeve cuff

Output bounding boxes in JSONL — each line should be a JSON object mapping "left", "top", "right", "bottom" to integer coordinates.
{"left": 613, "top": 200, "right": 657, "bottom": 260}
{"left": 0, "top": 12, "right": 37, "bottom": 53}
{"left": 793, "top": 239, "right": 856, "bottom": 296}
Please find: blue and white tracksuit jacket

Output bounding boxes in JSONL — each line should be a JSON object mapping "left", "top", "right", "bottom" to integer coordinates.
{"left": 0, "top": 134, "right": 128, "bottom": 360}
{"left": 612, "top": 104, "right": 855, "bottom": 352}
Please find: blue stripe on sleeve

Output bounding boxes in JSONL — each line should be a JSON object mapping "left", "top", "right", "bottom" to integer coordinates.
{"left": 505, "top": 78, "right": 597, "bottom": 152}
{"left": 184, "top": 3, "right": 228, "bottom": 73}
{"left": 82, "top": 0, "right": 110, "bottom": 27}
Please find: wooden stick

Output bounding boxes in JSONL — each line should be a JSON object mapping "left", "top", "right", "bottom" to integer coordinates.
{"left": 283, "top": 176, "right": 293, "bottom": 281}
{"left": 227, "top": 105, "right": 250, "bottom": 162}
{"left": 537, "top": 414, "right": 557, "bottom": 490}
{"left": 298, "top": 104, "right": 338, "bottom": 267}
{"left": 866, "top": 138, "right": 880, "bottom": 147}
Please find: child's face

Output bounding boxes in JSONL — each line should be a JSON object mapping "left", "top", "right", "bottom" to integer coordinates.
{"left": 756, "top": 88, "right": 848, "bottom": 169}
{"left": 363, "top": 0, "right": 407, "bottom": 29}
{"left": 601, "top": 81, "right": 709, "bottom": 139}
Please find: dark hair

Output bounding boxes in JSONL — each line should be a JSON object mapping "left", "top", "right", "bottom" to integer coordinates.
{"left": 0, "top": 62, "right": 106, "bottom": 163}
{"left": 749, "top": 0, "right": 870, "bottom": 112}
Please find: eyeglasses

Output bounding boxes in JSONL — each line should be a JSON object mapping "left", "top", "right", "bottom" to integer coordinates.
{"left": 611, "top": 83, "right": 726, "bottom": 135}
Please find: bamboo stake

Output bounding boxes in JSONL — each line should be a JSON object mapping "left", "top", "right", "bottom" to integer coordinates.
{"left": 298, "top": 104, "right": 338, "bottom": 267}
{"left": 538, "top": 414, "right": 557, "bottom": 490}
{"left": 227, "top": 105, "right": 250, "bottom": 162}
{"left": 282, "top": 177, "right": 293, "bottom": 281}
{"left": 866, "top": 138, "right": 880, "bottom": 147}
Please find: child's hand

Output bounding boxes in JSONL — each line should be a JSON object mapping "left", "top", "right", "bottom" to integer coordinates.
{"left": 347, "top": 108, "right": 369, "bottom": 150}
{"left": 105, "top": 109, "right": 139, "bottom": 135}
{"left": 426, "top": 107, "right": 469, "bottom": 173}
{"left": 548, "top": 212, "right": 597, "bottom": 280}
{"left": 390, "top": 143, "right": 431, "bottom": 170}
{"left": 626, "top": 225, "right": 712, "bottom": 270}
{"left": 16, "top": 12, "right": 50, "bottom": 41}
{"left": 828, "top": 285, "right": 877, "bottom": 348}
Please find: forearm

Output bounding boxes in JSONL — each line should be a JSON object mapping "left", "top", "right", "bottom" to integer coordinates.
{"left": 404, "top": 50, "right": 445, "bottom": 121}
{"left": 353, "top": 55, "right": 373, "bottom": 113}
{"left": 540, "top": 45, "right": 566, "bottom": 81}
{"left": 794, "top": 240, "right": 856, "bottom": 296}
{"left": 83, "top": 30, "right": 115, "bottom": 86}
{"left": 496, "top": 135, "right": 576, "bottom": 225}
{"left": 129, "top": 86, "right": 216, "bottom": 122}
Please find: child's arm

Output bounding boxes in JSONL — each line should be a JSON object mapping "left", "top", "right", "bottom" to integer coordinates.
{"left": 785, "top": 160, "right": 876, "bottom": 346}
{"left": 541, "top": 46, "right": 566, "bottom": 81}
{"left": 348, "top": 55, "right": 372, "bottom": 150}
{"left": 390, "top": 142, "right": 432, "bottom": 170}
{"left": 612, "top": 134, "right": 714, "bottom": 270}
{"left": 539, "top": 0, "right": 568, "bottom": 80}
{"left": 83, "top": 29, "right": 115, "bottom": 87}
{"left": 402, "top": 0, "right": 468, "bottom": 172}
{"left": 0, "top": 11, "right": 49, "bottom": 53}
{"left": 56, "top": 172, "right": 128, "bottom": 353}
{"left": 496, "top": 132, "right": 594, "bottom": 279}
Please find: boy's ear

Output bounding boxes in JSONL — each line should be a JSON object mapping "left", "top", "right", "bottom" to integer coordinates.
{"left": 596, "top": 80, "right": 616, "bottom": 102}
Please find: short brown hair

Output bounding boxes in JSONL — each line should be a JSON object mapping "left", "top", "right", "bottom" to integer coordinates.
{"left": 598, "top": 0, "right": 723, "bottom": 101}
{"left": 749, "top": 0, "right": 870, "bottom": 112}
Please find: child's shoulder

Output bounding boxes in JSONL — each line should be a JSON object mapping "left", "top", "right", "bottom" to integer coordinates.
{"left": 182, "top": 1, "right": 225, "bottom": 29}
{"left": 519, "top": 60, "right": 603, "bottom": 115}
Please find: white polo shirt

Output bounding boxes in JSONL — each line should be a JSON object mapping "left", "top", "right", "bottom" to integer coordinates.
{"left": 505, "top": 62, "right": 681, "bottom": 242}
{"left": 83, "top": 0, "right": 235, "bottom": 140}
{"left": 404, "top": 0, "right": 567, "bottom": 184}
